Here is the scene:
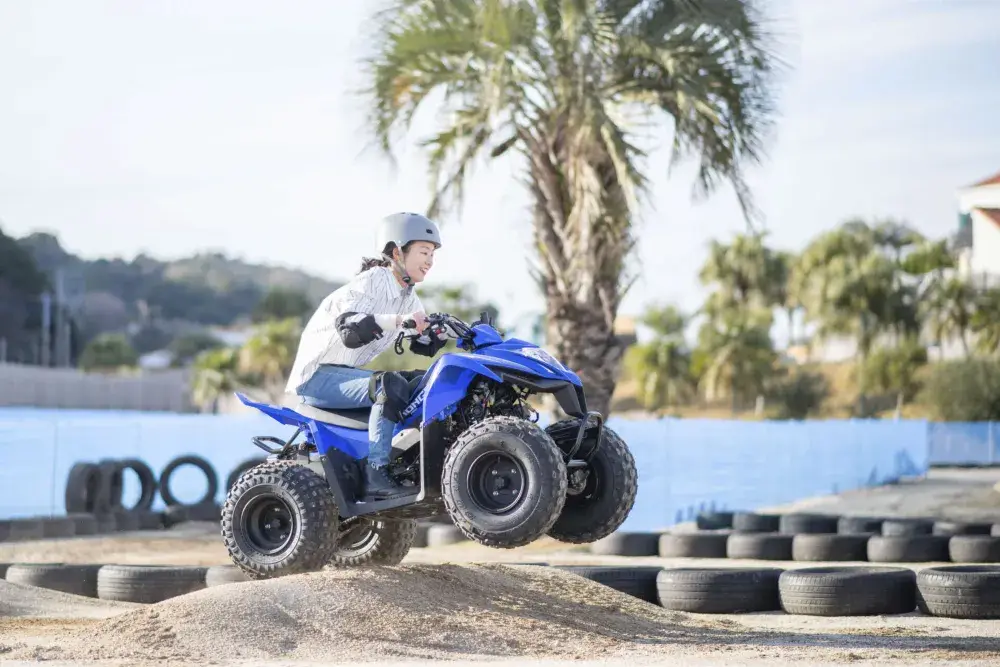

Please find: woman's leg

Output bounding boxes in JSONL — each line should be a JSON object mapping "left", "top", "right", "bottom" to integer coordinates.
{"left": 295, "top": 366, "right": 401, "bottom": 495}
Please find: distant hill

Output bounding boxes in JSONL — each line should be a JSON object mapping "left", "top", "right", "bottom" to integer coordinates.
{"left": 15, "top": 232, "right": 342, "bottom": 345}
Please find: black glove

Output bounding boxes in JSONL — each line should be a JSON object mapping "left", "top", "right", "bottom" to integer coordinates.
{"left": 409, "top": 333, "right": 447, "bottom": 357}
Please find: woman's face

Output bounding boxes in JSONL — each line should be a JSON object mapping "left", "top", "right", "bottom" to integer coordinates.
{"left": 400, "top": 241, "right": 436, "bottom": 283}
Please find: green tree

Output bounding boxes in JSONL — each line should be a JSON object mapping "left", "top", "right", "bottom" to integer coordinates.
{"left": 764, "top": 367, "right": 828, "bottom": 420}
{"left": 252, "top": 287, "right": 315, "bottom": 323}
{"left": 362, "top": 0, "right": 781, "bottom": 415}
{"left": 238, "top": 318, "right": 302, "bottom": 402}
{"left": 79, "top": 333, "right": 138, "bottom": 372}
{"left": 696, "top": 308, "right": 777, "bottom": 412}
{"left": 861, "top": 338, "right": 928, "bottom": 412}
{"left": 420, "top": 283, "right": 500, "bottom": 327}
{"left": 699, "top": 232, "right": 787, "bottom": 319}
{"left": 624, "top": 304, "right": 693, "bottom": 411}
{"left": 169, "top": 331, "right": 225, "bottom": 367}
{"left": 971, "top": 287, "right": 1000, "bottom": 357}
{"left": 191, "top": 347, "right": 242, "bottom": 413}
{"left": 790, "top": 219, "right": 913, "bottom": 415}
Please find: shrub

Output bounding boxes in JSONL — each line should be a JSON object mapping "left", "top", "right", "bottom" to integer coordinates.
{"left": 765, "top": 367, "right": 829, "bottom": 420}
{"left": 919, "top": 358, "right": 1000, "bottom": 421}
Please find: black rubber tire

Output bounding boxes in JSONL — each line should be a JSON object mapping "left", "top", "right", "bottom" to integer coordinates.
{"left": 94, "top": 459, "right": 125, "bottom": 513}
{"left": 6, "top": 519, "right": 43, "bottom": 541}
{"left": 917, "top": 565, "right": 1000, "bottom": 618}
{"left": 732, "top": 512, "right": 780, "bottom": 533}
{"left": 792, "top": 534, "right": 870, "bottom": 562}
{"left": 5, "top": 563, "right": 104, "bottom": 598}
{"left": 949, "top": 536, "right": 1000, "bottom": 563}
{"left": 543, "top": 420, "right": 638, "bottom": 544}
{"left": 442, "top": 416, "right": 567, "bottom": 549}
{"left": 696, "top": 511, "right": 734, "bottom": 530}
{"left": 779, "top": 513, "right": 838, "bottom": 535}
{"left": 226, "top": 457, "right": 267, "bottom": 491}
{"left": 868, "top": 535, "right": 950, "bottom": 562}
{"left": 162, "top": 505, "right": 189, "bottom": 528}
{"left": 160, "top": 454, "right": 219, "bottom": 507}
{"left": 328, "top": 518, "right": 417, "bottom": 566}
{"left": 64, "top": 462, "right": 102, "bottom": 514}
{"left": 222, "top": 460, "right": 339, "bottom": 579}
{"left": 205, "top": 565, "right": 249, "bottom": 587}
{"left": 556, "top": 566, "right": 661, "bottom": 603}
{"left": 40, "top": 517, "right": 76, "bottom": 539}
{"left": 659, "top": 532, "right": 729, "bottom": 558}
{"left": 933, "top": 520, "right": 993, "bottom": 536}
{"left": 882, "top": 518, "right": 934, "bottom": 536}
{"left": 112, "top": 510, "right": 140, "bottom": 532}
{"left": 838, "top": 516, "right": 884, "bottom": 535}
{"left": 412, "top": 522, "right": 432, "bottom": 548}
{"left": 727, "top": 533, "right": 794, "bottom": 560}
{"left": 425, "top": 523, "right": 467, "bottom": 547}
{"left": 68, "top": 514, "right": 98, "bottom": 536}
{"left": 779, "top": 566, "right": 916, "bottom": 616}
{"left": 94, "top": 513, "right": 117, "bottom": 534}
{"left": 656, "top": 567, "right": 783, "bottom": 613}
{"left": 184, "top": 501, "right": 222, "bottom": 522}
{"left": 117, "top": 458, "right": 158, "bottom": 512}
{"left": 590, "top": 531, "right": 660, "bottom": 557}
{"left": 97, "top": 565, "right": 208, "bottom": 603}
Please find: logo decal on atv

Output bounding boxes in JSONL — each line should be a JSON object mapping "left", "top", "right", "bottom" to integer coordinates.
{"left": 401, "top": 387, "right": 428, "bottom": 418}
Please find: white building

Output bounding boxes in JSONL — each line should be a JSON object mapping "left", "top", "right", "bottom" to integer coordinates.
{"left": 957, "top": 170, "right": 1000, "bottom": 285}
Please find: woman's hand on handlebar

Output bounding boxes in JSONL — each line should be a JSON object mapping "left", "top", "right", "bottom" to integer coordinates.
{"left": 401, "top": 310, "right": 428, "bottom": 334}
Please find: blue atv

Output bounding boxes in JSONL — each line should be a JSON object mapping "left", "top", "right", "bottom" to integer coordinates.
{"left": 222, "top": 312, "right": 638, "bottom": 578}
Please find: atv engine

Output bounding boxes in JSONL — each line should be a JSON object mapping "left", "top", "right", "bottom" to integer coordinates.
{"left": 386, "top": 378, "right": 538, "bottom": 486}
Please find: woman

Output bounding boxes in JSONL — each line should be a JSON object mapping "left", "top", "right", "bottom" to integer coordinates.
{"left": 284, "top": 212, "right": 446, "bottom": 499}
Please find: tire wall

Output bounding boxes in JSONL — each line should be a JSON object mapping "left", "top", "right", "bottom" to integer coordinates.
{"left": 0, "top": 411, "right": 930, "bottom": 531}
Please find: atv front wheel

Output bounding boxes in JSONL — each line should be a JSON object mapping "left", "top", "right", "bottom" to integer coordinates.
{"left": 327, "top": 517, "right": 417, "bottom": 566}
{"left": 442, "top": 416, "right": 567, "bottom": 548}
{"left": 222, "top": 461, "right": 339, "bottom": 579}
{"left": 545, "top": 419, "right": 638, "bottom": 544}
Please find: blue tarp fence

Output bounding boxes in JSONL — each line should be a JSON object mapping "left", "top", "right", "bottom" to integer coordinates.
{"left": 0, "top": 408, "right": 935, "bottom": 531}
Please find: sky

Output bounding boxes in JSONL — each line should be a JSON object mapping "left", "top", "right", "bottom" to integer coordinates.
{"left": 1, "top": 0, "right": 999, "bottom": 343}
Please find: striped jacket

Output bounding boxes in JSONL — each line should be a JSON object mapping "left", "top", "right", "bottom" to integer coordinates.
{"left": 285, "top": 266, "right": 423, "bottom": 392}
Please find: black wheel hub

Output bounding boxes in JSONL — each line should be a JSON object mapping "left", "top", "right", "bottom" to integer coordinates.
{"left": 243, "top": 496, "right": 294, "bottom": 554}
{"left": 467, "top": 452, "right": 526, "bottom": 514}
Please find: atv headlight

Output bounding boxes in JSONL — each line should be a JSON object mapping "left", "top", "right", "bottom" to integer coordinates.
{"left": 518, "top": 346, "right": 564, "bottom": 369}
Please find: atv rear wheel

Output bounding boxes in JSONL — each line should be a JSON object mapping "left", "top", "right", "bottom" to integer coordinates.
{"left": 545, "top": 419, "right": 638, "bottom": 544}
{"left": 222, "top": 461, "right": 339, "bottom": 579}
{"left": 442, "top": 416, "right": 567, "bottom": 549}
{"left": 327, "top": 517, "right": 417, "bottom": 566}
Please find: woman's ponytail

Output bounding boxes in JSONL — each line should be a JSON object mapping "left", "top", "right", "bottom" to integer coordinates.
{"left": 358, "top": 256, "right": 391, "bottom": 273}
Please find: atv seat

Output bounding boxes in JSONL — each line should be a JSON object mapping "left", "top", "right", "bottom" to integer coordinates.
{"left": 293, "top": 403, "right": 371, "bottom": 430}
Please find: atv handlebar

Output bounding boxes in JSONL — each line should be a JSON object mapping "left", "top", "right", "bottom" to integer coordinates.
{"left": 393, "top": 312, "right": 480, "bottom": 354}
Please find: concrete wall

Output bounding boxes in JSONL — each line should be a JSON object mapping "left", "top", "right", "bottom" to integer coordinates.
{"left": 0, "top": 363, "right": 193, "bottom": 412}
{"left": 0, "top": 408, "right": 930, "bottom": 531}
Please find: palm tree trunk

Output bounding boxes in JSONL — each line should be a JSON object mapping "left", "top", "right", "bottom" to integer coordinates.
{"left": 544, "top": 296, "right": 623, "bottom": 417}
{"left": 526, "top": 121, "right": 630, "bottom": 418}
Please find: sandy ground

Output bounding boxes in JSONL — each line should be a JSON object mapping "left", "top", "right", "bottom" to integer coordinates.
{"left": 2, "top": 468, "right": 999, "bottom": 666}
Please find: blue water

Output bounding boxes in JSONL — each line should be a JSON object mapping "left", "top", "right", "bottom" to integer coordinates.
{"left": 0, "top": 407, "right": 931, "bottom": 531}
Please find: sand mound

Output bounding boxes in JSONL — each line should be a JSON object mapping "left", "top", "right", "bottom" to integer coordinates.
{"left": 51, "top": 564, "right": 693, "bottom": 662}
{"left": 0, "top": 580, "right": 136, "bottom": 620}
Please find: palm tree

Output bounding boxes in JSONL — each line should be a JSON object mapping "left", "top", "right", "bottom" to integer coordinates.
{"left": 361, "top": 0, "right": 782, "bottom": 415}
{"left": 922, "top": 276, "right": 976, "bottom": 357}
{"left": 625, "top": 304, "right": 693, "bottom": 411}
{"left": 191, "top": 347, "right": 241, "bottom": 413}
{"left": 972, "top": 287, "right": 1000, "bottom": 356}
{"left": 791, "top": 220, "right": 904, "bottom": 415}
{"left": 237, "top": 318, "right": 302, "bottom": 402}
{"left": 696, "top": 307, "right": 776, "bottom": 412}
